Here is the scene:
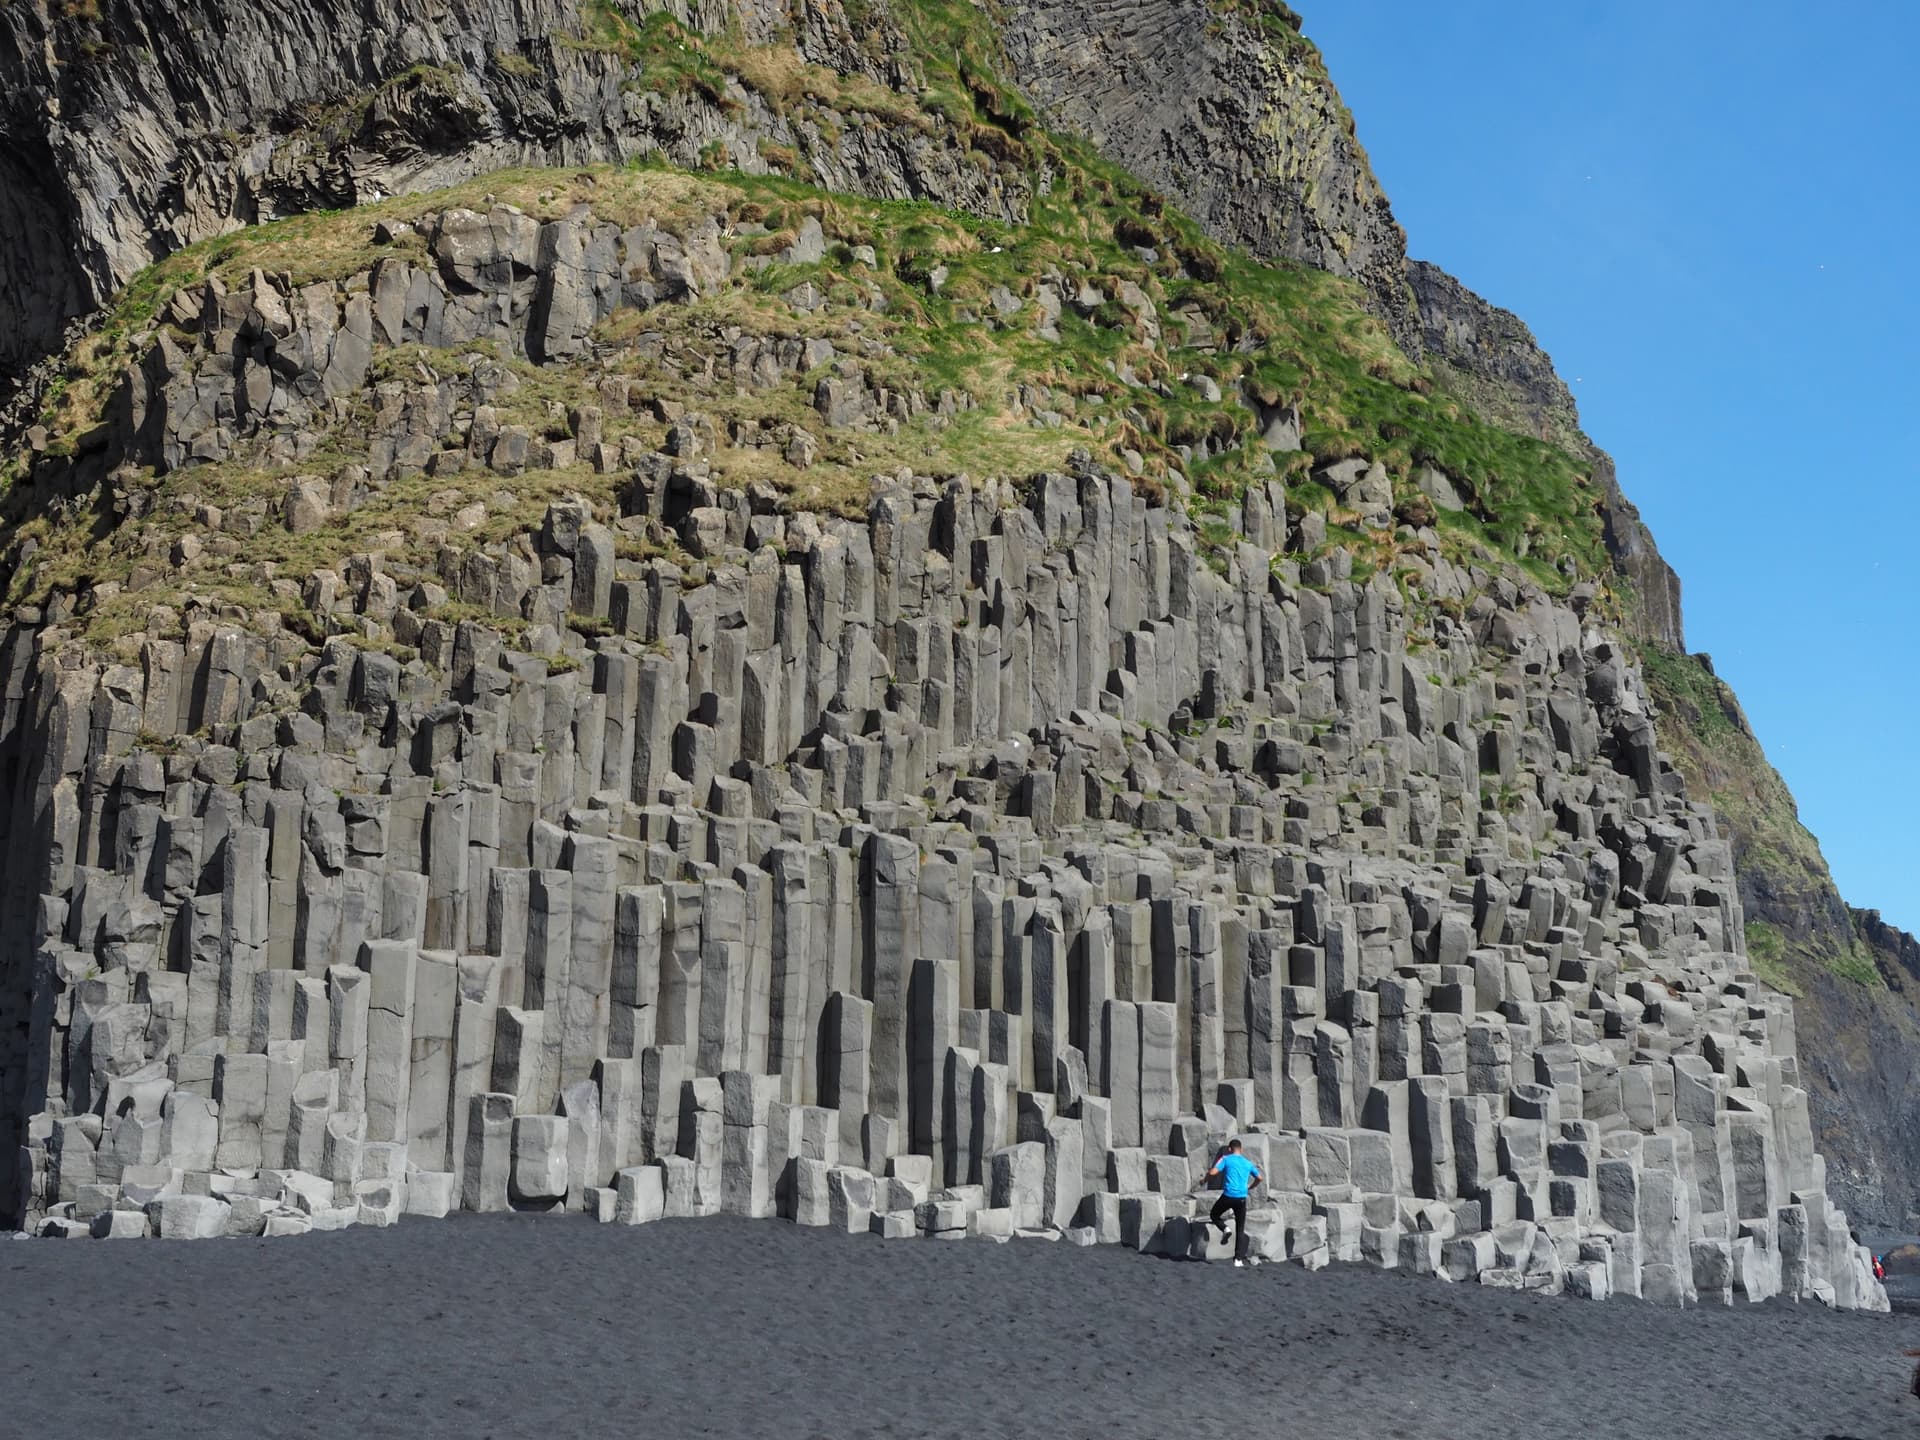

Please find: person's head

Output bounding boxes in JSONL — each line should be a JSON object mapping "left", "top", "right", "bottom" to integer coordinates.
{"left": 1226, "top": 1139, "right": 1242, "bottom": 1154}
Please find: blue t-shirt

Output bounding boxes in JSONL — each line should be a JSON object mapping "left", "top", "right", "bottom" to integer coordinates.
{"left": 1216, "top": 1153, "right": 1259, "bottom": 1199}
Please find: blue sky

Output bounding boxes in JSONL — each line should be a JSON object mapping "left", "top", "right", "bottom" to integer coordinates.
{"left": 1302, "top": 2, "right": 1919, "bottom": 935}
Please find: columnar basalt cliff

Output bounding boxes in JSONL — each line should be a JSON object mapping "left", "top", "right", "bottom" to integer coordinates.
{"left": 0, "top": 0, "right": 1902, "bottom": 1303}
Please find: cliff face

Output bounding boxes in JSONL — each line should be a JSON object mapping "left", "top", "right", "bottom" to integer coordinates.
{"left": 0, "top": 0, "right": 1687, "bottom": 654}
{"left": 998, "top": 0, "right": 1417, "bottom": 352}
{"left": 994, "top": 2, "right": 1684, "bottom": 653}
{"left": 1404, "top": 261, "right": 1582, "bottom": 452}
{"left": 1642, "top": 645, "right": 1920, "bottom": 1226}
{"left": 0, "top": 169, "right": 1885, "bottom": 1314}
{"left": 0, "top": 0, "right": 1898, "bottom": 1304}
{"left": 0, "top": 0, "right": 1020, "bottom": 393}
{"left": 1406, "top": 264, "right": 1684, "bottom": 651}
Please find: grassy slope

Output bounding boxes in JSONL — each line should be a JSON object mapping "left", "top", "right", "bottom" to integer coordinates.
{"left": 2, "top": 0, "right": 1613, "bottom": 640}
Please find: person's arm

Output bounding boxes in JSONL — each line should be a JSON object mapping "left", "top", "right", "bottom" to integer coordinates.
{"left": 1248, "top": 1166, "right": 1262, "bottom": 1190}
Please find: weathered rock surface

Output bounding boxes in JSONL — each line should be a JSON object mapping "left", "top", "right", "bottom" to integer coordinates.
{"left": 0, "top": 0, "right": 1682, "bottom": 652}
{"left": 1407, "top": 263, "right": 1683, "bottom": 650}
{"left": 0, "top": 0, "right": 1896, "bottom": 1319}
{"left": 0, "top": 206, "right": 1885, "bottom": 1311}
{"left": 997, "top": 2, "right": 1685, "bottom": 652}
{"left": 1000, "top": 0, "right": 1417, "bottom": 351}
{"left": 1634, "top": 641, "right": 1920, "bottom": 1229}
{"left": 0, "top": 0, "right": 1022, "bottom": 392}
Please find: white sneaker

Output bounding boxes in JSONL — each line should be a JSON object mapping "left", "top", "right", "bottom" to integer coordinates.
{"left": 1247, "top": 1257, "right": 1262, "bottom": 1268}
{"left": 1233, "top": 1259, "right": 1245, "bottom": 1268}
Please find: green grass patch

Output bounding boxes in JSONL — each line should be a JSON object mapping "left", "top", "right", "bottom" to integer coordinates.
{"left": 1743, "top": 919, "right": 1801, "bottom": 995}
{"left": 1639, "top": 645, "right": 1741, "bottom": 748}
{"left": 1832, "top": 940, "right": 1884, "bottom": 988}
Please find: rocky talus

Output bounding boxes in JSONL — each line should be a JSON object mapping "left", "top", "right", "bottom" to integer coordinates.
{"left": 0, "top": 197, "right": 1885, "bottom": 1313}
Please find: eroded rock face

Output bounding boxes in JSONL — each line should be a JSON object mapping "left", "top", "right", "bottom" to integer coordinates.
{"left": 0, "top": 147, "right": 89, "bottom": 399}
{"left": 0, "top": 0, "right": 1022, "bottom": 390}
{"left": 0, "top": 211, "right": 1885, "bottom": 1307}
{"left": 1000, "top": 0, "right": 1419, "bottom": 352}
{"left": 28, "top": 194, "right": 960, "bottom": 539}
{"left": 1407, "top": 262, "right": 1685, "bottom": 651}
{"left": 1408, "top": 261, "right": 1582, "bottom": 447}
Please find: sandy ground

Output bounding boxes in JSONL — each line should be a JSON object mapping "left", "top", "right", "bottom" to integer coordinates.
{"left": 4, "top": 1215, "right": 1914, "bottom": 1440}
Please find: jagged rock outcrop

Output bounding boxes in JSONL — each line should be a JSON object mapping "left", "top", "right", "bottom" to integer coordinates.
{"left": 1405, "top": 261, "right": 1583, "bottom": 452}
{"left": 1790, "top": 958, "right": 1920, "bottom": 1230}
{"left": 1407, "top": 264, "right": 1684, "bottom": 650}
{"left": 1630, "top": 642, "right": 1920, "bottom": 1227}
{"left": 0, "top": 195, "right": 1885, "bottom": 1316}
{"left": 1855, "top": 912, "right": 1920, "bottom": 981}
{"left": 999, "top": 0, "right": 1418, "bottom": 353}
{"left": 0, "top": 0, "right": 1024, "bottom": 393}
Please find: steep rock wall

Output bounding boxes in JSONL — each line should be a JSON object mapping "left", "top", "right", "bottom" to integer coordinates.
{"left": 999, "top": 0, "right": 1418, "bottom": 353}
{"left": 1791, "top": 961, "right": 1920, "bottom": 1230}
{"left": 1643, "top": 644, "right": 1920, "bottom": 1227}
{"left": 0, "top": 204, "right": 1885, "bottom": 1314}
{"left": 1408, "top": 263, "right": 1684, "bottom": 651}
{"left": 0, "top": 0, "right": 1022, "bottom": 391}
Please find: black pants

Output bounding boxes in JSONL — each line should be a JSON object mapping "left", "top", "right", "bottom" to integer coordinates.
{"left": 1210, "top": 1195, "right": 1250, "bottom": 1260}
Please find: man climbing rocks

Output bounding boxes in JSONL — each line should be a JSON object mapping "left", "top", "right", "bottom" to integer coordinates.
{"left": 1205, "top": 1139, "right": 1262, "bottom": 1268}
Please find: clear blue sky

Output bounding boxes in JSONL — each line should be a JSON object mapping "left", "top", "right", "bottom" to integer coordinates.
{"left": 1303, "top": 2, "right": 1920, "bottom": 936}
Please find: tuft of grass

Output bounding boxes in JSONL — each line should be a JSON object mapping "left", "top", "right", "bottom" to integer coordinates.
{"left": 1206, "top": 0, "right": 1311, "bottom": 56}
{"left": 1832, "top": 934, "right": 1885, "bottom": 988}
{"left": 1744, "top": 919, "right": 1801, "bottom": 996}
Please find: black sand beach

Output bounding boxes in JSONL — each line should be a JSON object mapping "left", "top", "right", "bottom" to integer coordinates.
{"left": 3, "top": 1217, "right": 1911, "bottom": 1439}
